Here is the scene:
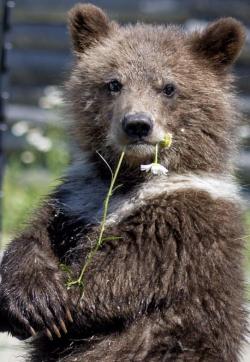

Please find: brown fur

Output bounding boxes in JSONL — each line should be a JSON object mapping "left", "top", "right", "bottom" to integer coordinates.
{"left": 66, "top": 7, "right": 245, "bottom": 176}
{"left": 68, "top": 4, "right": 112, "bottom": 53}
{"left": 0, "top": 4, "right": 247, "bottom": 362}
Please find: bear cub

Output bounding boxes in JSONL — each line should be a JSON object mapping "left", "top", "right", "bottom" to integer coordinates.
{"left": 0, "top": 3, "right": 247, "bottom": 362}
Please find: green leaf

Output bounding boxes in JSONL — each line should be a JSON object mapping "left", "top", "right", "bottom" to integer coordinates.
{"left": 60, "top": 263, "right": 72, "bottom": 275}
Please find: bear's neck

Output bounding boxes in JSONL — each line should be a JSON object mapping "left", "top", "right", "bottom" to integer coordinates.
{"left": 58, "top": 151, "right": 234, "bottom": 225}
{"left": 95, "top": 159, "right": 149, "bottom": 193}
{"left": 57, "top": 152, "right": 148, "bottom": 225}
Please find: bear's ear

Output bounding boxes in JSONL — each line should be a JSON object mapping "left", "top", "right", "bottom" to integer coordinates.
{"left": 68, "top": 4, "right": 111, "bottom": 53}
{"left": 190, "top": 18, "right": 245, "bottom": 70}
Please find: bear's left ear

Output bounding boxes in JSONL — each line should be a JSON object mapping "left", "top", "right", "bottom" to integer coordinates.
{"left": 68, "top": 3, "right": 111, "bottom": 53}
{"left": 190, "top": 18, "right": 245, "bottom": 70}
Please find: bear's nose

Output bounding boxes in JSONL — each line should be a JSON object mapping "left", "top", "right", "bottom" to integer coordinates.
{"left": 122, "top": 113, "right": 153, "bottom": 139}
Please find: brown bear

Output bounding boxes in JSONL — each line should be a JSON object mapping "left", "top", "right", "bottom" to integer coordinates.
{"left": 0, "top": 3, "right": 247, "bottom": 361}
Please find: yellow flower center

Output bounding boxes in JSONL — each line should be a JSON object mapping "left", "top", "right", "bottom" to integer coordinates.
{"left": 160, "top": 133, "right": 172, "bottom": 149}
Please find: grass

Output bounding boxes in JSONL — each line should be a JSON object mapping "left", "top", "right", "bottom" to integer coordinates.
{"left": 2, "top": 164, "right": 59, "bottom": 242}
{"left": 2, "top": 123, "right": 69, "bottom": 244}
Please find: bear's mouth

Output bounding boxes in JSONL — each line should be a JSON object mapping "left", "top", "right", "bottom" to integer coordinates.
{"left": 124, "top": 141, "right": 155, "bottom": 159}
{"left": 128, "top": 140, "right": 153, "bottom": 146}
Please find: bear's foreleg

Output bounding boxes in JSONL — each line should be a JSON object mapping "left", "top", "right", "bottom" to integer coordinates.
{"left": 0, "top": 200, "right": 73, "bottom": 340}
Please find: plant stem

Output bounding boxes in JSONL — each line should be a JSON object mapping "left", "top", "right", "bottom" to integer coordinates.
{"left": 67, "top": 149, "right": 126, "bottom": 290}
{"left": 154, "top": 143, "right": 159, "bottom": 164}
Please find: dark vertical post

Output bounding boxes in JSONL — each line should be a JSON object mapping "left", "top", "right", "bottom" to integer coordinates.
{"left": 0, "top": 0, "right": 15, "bottom": 246}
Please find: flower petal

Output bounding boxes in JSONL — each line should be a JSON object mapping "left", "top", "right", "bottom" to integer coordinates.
{"left": 140, "top": 164, "right": 151, "bottom": 172}
{"left": 140, "top": 163, "right": 168, "bottom": 175}
{"left": 151, "top": 164, "right": 168, "bottom": 175}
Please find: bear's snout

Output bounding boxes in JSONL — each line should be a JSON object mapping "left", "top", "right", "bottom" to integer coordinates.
{"left": 122, "top": 113, "right": 153, "bottom": 140}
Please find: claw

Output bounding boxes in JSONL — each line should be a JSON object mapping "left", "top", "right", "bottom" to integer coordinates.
{"left": 66, "top": 308, "right": 73, "bottom": 323}
{"left": 46, "top": 328, "right": 53, "bottom": 341}
{"left": 52, "top": 323, "right": 61, "bottom": 338}
{"left": 59, "top": 319, "right": 68, "bottom": 334}
{"left": 30, "top": 326, "right": 36, "bottom": 337}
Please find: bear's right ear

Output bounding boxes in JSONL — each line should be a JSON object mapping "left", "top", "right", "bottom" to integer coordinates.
{"left": 68, "top": 4, "right": 111, "bottom": 53}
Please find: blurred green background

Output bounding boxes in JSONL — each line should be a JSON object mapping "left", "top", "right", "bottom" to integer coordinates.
{"left": 2, "top": 103, "right": 70, "bottom": 239}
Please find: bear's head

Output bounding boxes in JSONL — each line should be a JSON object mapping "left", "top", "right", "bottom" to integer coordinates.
{"left": 66, "top": 3, "right": 245, "bottom": 175}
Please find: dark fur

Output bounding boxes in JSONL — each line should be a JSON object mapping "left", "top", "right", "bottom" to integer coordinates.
{"left": 0, "top": 4, "right": 247, "bottom": 361}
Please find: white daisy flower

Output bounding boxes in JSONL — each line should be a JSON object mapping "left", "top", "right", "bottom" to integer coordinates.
{"left": 140, "top": 134, "right": 172, "bottom": 176}
{"left": 140, "top": 163, "right": 168, "bottom": 175}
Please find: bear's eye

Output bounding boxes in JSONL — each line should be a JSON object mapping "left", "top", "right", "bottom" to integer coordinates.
{"left": 107, "top": 79, "right": 122, "bottom": 93}
{"left": 163, "top": 83, "right": 176, "bottom": 97}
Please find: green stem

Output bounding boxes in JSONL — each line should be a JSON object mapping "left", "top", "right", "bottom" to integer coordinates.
{"left": 154, "top": 143, "right": 159, "bottom": 164}
{"left": 67, "top": 149, "right": 126, "bottom": 290}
